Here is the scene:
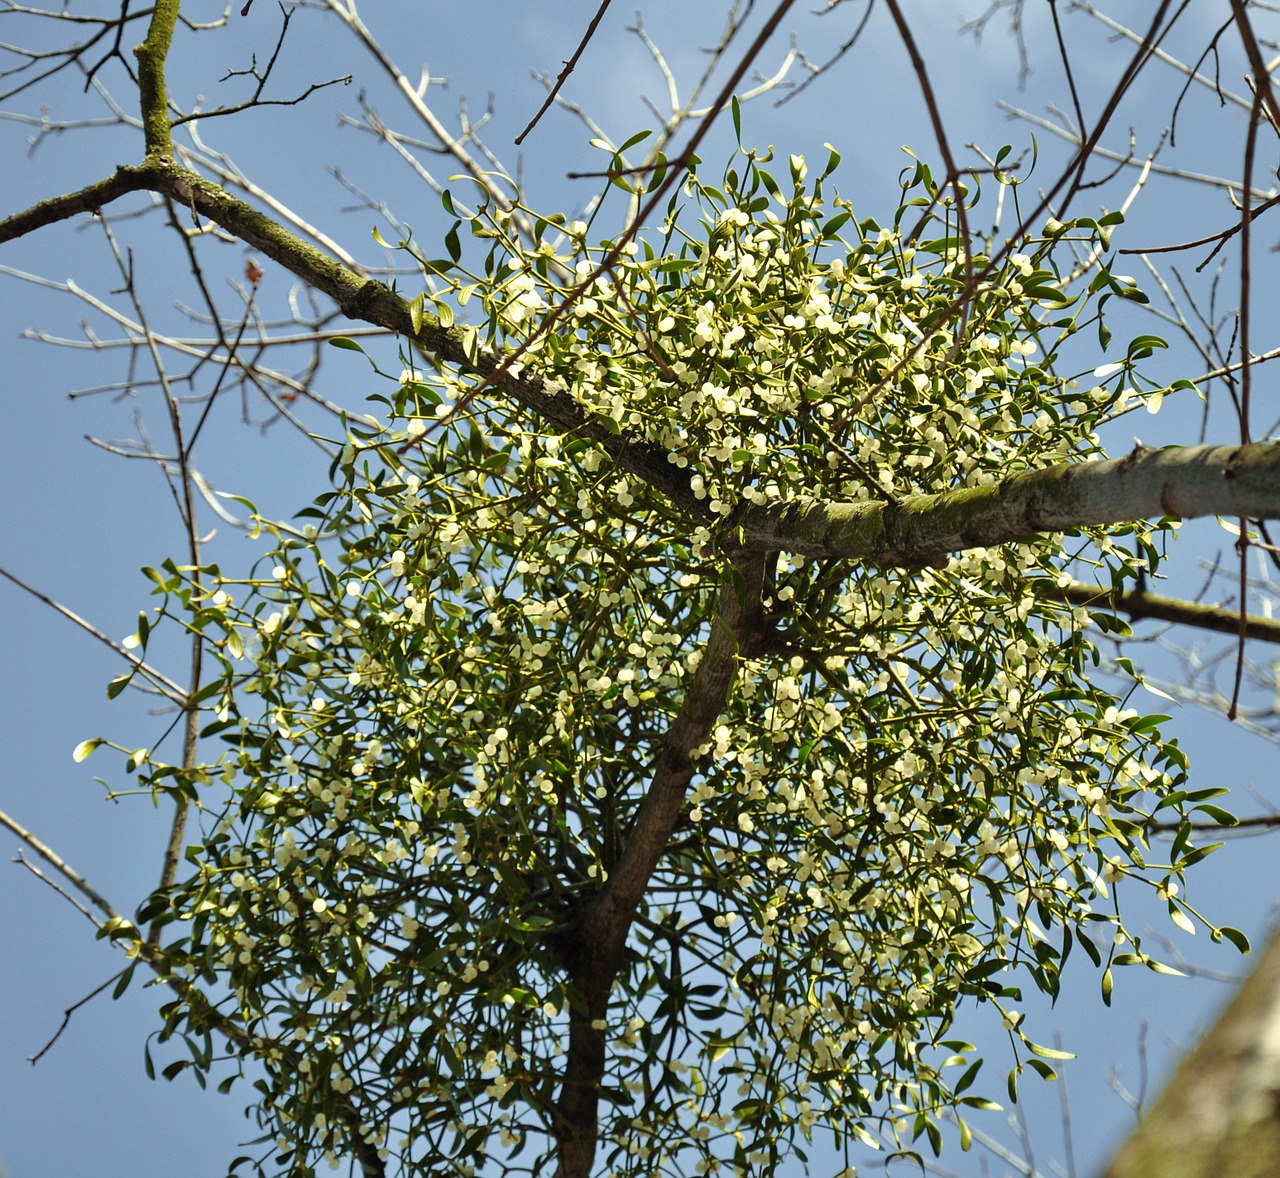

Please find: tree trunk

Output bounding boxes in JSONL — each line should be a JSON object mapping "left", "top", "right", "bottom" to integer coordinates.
{"left": 1102, "top": 923, "right": 1280, "bottom": 1178}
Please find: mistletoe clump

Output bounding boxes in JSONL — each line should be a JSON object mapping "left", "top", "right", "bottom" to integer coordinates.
{"left": 121, "top": 142, "right": 1235, "bottom": 1178}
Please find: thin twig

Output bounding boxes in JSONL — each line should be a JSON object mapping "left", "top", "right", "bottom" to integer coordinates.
{"left": 0, "top": 808, "right": 120, "bottom": 923}
{"left": 0, "top": 566, "right": 186, "bottom": 700}
{"left": 13, "top": 849, "right": 99, "bottom": 927}
{"left": 516, "top": 0, "right": 615, "bottom": 145}
{"left": 27, "top": 970, "right": 126, "bottom": 1065}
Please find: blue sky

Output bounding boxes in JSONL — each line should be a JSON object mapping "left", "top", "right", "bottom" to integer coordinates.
{"left": 2, "top": 3, "right": 1278, "bottom": 1176}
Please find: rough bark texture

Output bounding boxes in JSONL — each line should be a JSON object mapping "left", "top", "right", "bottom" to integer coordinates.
{"left": 1102, "top": 925, "right": 1280, "bottom": 1178}
{"left": 728, "top": 443, "right": 1280, "bottom": 564}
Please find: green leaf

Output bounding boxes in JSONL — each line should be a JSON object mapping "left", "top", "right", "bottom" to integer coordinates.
{"left": 1124, "top": 713, "right": 1170, "bottom": 734}
{"left": 107, "top": 673, "right": 132, "bottom": 700}
{"left": 924, "top": 1118, "right": 943, "bottom": 1155}
{"left": 1168, "top": 902, "right": 1196, "bottom": 936}
{"left": 1193, "top": 803, "right": 1237, "bottom": 825}
{"left": 965, "top": 957, "right": 1012, "bottom": 982}
{"left": 1184, "top": 786, "right": 1230, "bottom": 801}
{"left": 499, "top": 986, "right": 539, "bottom": 1009}
{"left": 707, "top": 1037, "right": 735, "bottom": 1062}
{"left": 407, "top": 293, "right": 426, "bottom": 336}
{"left": 1126, "top": 333, "right": 1168, "bottom": 358}
{"left": 618, "top": 128, "right": 653, "bottom": 153}
{"left": 959, "top": 1095, "right": 1003, "bottom": 1111}
{"left": 329, "top": 337, "right": 367, "bottom": 353}
{"left": 1022, "top": 1038, "right": 1075, "bottom": 1061}
{"left": 821, "top": 211, "right": 851, "bottom": 240}
{"left": 1214, "top": 926, "right": 1251, "bottom": 954}
{"left": 142, "top": 565, "right": 175, "bottom": 590}
{"left": 112, "top": 964, "right": 137, "bottom": 999}
{"left": 1025, "top": 1058, "right": 1059, "bottom": 1081}
{"left": 1179, "top": 842, "right": 1225, "bottom": 868}
{"left": 420, "top": 258, "right": 455, "bottom": 278}
{"left": 953, "top": 1057, "right": 982, "bottom": 1096}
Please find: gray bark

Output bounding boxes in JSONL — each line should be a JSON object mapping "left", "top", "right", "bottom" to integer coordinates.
{"left": 1102, "top": 924, "right": 1280, "bottom": 1178}
{"left": 729, "top": 443, "right": 1280, "bottom": 565}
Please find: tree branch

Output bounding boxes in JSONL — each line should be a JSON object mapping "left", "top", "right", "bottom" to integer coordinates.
{"left": 727, "top": 444, "right": 1280, "bottom": 565}
{"left": 0, "top": 564, "right": 187, "bottom": 700}
{"left": 0, "top": 157, "right": 704, "bottom": 511}
{"left": 0, "top": 806, "right": 121, "bottom": 924}
{"left": 549, "top": 552, "right": 766, "bottom": 1178}
{"left": 133, "top": 0, "right": 180, "bottom": 157}
{"left": 1053, "top": 578, "right": 1280, "bottom": 645}
{"left": 0, "top": 165, "right": 157, "bottom": 243}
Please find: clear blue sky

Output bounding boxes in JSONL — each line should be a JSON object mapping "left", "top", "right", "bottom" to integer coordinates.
{"left": 2, "top": 3, "right": 1277, "bottom": 1176}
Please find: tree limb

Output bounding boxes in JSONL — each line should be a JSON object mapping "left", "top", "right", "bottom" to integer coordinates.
{"left": 727, "top": 444, "right": 1280, "bottom": 565}
{"left": 0, "top": 157, "right": 704, "bottom": 512}
{"left": 0, "top": 165, "right": 157, "bottom": 243}
{"left": 1053, "top": 578, "right": 1280, "bottom": 645}
{"left": 549, "top": 552, "right": 766, "bottom": 1178}
{"left": 12, "top": 168, "right": 1274, "bottom": 566}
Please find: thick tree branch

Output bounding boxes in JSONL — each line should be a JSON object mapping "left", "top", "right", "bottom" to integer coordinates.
{"left": 727, "top": 444, "right": 1280, "bottom": 565}
{"left": 12, "top": 172, "right": 1275, "bottom": 561}
{"left": 0, "top": 166, "right": 158, "bottom": 243}
{"left": 0, "top": 160, "right": 704, "bottom": 512}
{"left": 134, "top": 0, "right": 180, "bottom": 157}
{"left": 550, "top": 553, "right": 766, "bottom": 1178}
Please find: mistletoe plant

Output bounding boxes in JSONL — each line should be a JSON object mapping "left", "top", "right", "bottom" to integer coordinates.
{"left": 96, "top": 140, "right": 1242, "bottom": 1178}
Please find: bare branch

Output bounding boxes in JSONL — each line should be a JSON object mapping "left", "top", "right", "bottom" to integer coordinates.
{"left": 0, "top": 806, "right": 122, "bottom": 924}
{"left": 515, "top": 0, "right": 614, "bottom": 145}
{"left": 0, "top": 565, "right": 186, "bottom": 700}
{"left": 1054, "top": 577, "right": 1280, "bottom": 644}
{"left": 26, "top": 969, "right": 126, "bottom": 1065}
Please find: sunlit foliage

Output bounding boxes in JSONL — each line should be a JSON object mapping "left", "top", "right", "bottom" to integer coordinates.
{"left": 105, "top": 140, "right": 1239, "bottom": 1177}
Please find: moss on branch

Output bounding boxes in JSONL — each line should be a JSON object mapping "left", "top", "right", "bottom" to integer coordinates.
{"left": 134, "top": 0, "right": 181, "bottom": 157}
{"left": 727, "top": 444, "right": 1280, "bottom": 565}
